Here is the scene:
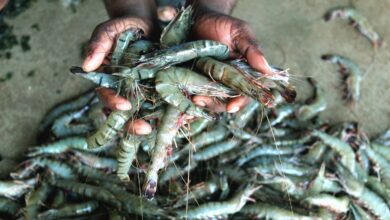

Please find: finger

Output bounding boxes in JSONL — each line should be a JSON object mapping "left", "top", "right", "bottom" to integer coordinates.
{"left": 0, "top": 0, "right": 9, "bottom": 10}
{"left": 237, "top": 38, "right": 273, "bottom": 75}
{"left": 157, "top": 6, "right": 177, "bottom": 22}
{"left": 96, "top": 88, "right": 131, "bottom": 111}
{"left": 226, "top": 96, "right": 251, "bottom": 113}
{"left": 83, "top": 18, "right": 152, "bottom": 72}
{"left": 125, "top": 119, "right": 152, "bottom": 135}
{"left": 192, "top": 96, "right": 226, "bottom": 113}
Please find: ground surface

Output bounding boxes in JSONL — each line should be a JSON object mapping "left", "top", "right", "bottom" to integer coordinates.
{"left": 0, "top": 0, "right": 389, "bottom": 177}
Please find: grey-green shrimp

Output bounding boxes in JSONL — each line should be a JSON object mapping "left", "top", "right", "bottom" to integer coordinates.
{"left": 240, "top": 203, "right": 316, "bottom": 220}
{"left": 171, "top": 124, "right": 228, "bottom": 163}
{"left": 297, "top": 78, "right": 327, "bottom": 121}
{"left": 336, "top": 162, "right": 390, "bottom": 220}
{"left": 72, "top": 150, "right": 118, "bottom": 171}
{"left": 117, "top": 40, "right": 229, "bottom": 80}
{"left": 236, "top": 144, "right": 306, "bottom": 166}
{"left": 144, "top": 106, "right": 182, "bottom": 199}
{"left": 51, "top": 106, "right": 93, "bottom": 138}
{"left": 0, "top": 178, "right": 37, "bottom": 200}
{"left": 111, "top": 28, "right": 142, "bottom": 65}
{"left": 307, "top": 164, "right": 342, "bottom": 194}
{"left": 176, "top": 184, "right": 259, "bottom": 219}
{"left": 177, "top": 118, "right": 211, "bottom": 139}
{"left": 122, "top": 40, "right": 156, "bottom": 67}
{"left": 24, "top": 182, "right": 51, "bottom": 219}
{"left": 30, "top": 157, "right": 77, "bottom": 180}
{"left": 321, "top": 54, "right": 362, "bottom": 105}
{"left": 193, "top": 139, "right": 241, "bottom": 162}
{"left": 87, "top": 110, "right": 131, "bottom": 149}
{"left": 160, "top": 5, "right": 193, "bottom": 47}
{"left": 116, "top": 134, "right": 141, "bottom": 182}
{"left": 70, "top": 66, "right": 122, "bottom": 89}
{"left": 312, "top": 130, "right": 356, "bottom": 176}
{"left": 27, "top": 137, "right": 89, "bottom": 157}
{"left": 49, "top": 179, "right": 120, "bottom": 208}
{"left": 38, "top": 90, "right": 96, "bottom": 134}
{"left": 324, "top": 6, "right": 384, "bottom": 48}
{"left": 37, "top": 201, "right": 99, "bottom": 220}
{"left": 71, "top": 161, "right": 122, "bottom": 184}
{"left": 156, "top": 67, "right": 236, "bottom": 120}
{"left": 0, "top": 197, "right": 21, "bottom": 217}
{"left": 303, "top": 194, "right": 350, "bottom": 214}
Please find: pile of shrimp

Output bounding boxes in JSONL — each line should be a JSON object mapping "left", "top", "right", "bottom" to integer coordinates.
{"left": 2, "top": 76, "right": 390, "bottom": 219}
{"left": 1, "top": 5, "right": 390, "bottom": 220}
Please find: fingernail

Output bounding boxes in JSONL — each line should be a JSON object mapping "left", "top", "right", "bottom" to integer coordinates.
{"left": 228, "top": 106, "right": 240, "bottom": 113}
{"left": 115, "top": 102, "right": 131, "bottom": 110}
{"left": 83, "top": 55, "right": 95, "bottom": 71}
{"left": 136, "top": 127, "right": 152, "bottom": 135}
{"left": 196, "top": 101, "right": 206, "bottom": 107}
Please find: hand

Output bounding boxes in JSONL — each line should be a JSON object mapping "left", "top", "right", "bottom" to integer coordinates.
{"left": 191, "top": 11, "right": 273, "bottom": 113}
{"left": 0, "top": 0, "right": 9, "bottom": 11}
{"left": 83, "top": 0, "right": 157, "bottom": 136}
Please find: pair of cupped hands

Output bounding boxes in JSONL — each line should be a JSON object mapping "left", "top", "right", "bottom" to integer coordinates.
{"left": 82, "top": 7, "right": 273, "bottom": 136}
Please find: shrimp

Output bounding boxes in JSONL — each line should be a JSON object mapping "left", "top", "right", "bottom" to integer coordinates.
{"left": 302, "top": 142, "right": 328, "bottom": 165}
{"left": 258, "top": 176, "right": 306, "bottom": 199}
{"left": 307, "top": 164, "right": 342, "bottom": 195}
{"left": 230, "top": 100, "right": 260, "bottom": 128}
{"left": 37, "top": 201, "right": 99, "bottom": 220}
{"left": 38, "top": 90, "right": 96, "bottom": 134}
{"left": 122, "top": 40, "right": 156, "bottom": 67}
{"left": 71, "top": 161, "right": 121, "bottom": 184}
{"left": 87, "top": 110, "right": 132, "bottom": 149}
{"left": 144, "top": 106, "right": 182, "bottom": 199}
{"left": 321, "top": 54, "right": 362, "bottom": 105}
{"left": 366, "top": 176, "right": 390, "bottom": 205}
{"left": 362, "top": 146, "right": 390, "bottom": 188}
{"left": 324, "top": 6, "right": 384, "bottom": 49}
{"left": 51, "top": 106, "right": 93, "bottom": 138}
{"left": 176, "top": 184, "right": 259, "bottom": 219}
{"left": 253, "top": 160, "right": 315, "bottom": 177}
{"left": 371, "top": 142, "right": 390, "bottom": 161}
{"left": 312, "top": 130, "right": 356, "bottom": 176}
{"left": 70, "top": 66, "right": 122, "bottom": 89}
{"left": 160, "top": 5, "right": 193, "bottom": 47}
{"left": 24, "top": 182, "right": 51, "bottom": 219}
{"left": 117, "top": 40, "right": 229, "bottom": 80}
{"left": 336, "top": 162, "right": 390, "bottom": 220}
{"left": 303, "top": 194, "right": 350, "bottom": 214}
{"left": 177, "top": 118, "right": 211, "bottom": 138}
{"left": 156, "top": 67, "right": 235, "bottom": 120}
{"left": 240, "top": 203, "right": 316, "bottom": 220}
{"left": 71, "top": 150, "right": 118, "bottom": 171}
{"left": 100, "top": 181, "right": 168, "bottom": 217}
{"left": 51, "top": 190, "right": 66, "bottom": 208}
{"left": 30, "top": 157, "right": 77, "bottom": 180}
{"left": 351, "top": 202, "right": 376, "bottom": 220}
{"left": 49, "top": 179, "right": 120, "bottom": 208}
{"left": 111, "top": 28, "right": 142, "bottom": 65}
{"left": 11, "top": 161, "right": 41, "bottom": 180}
{"left": 170, "top": 124, "right": 228, "bottom": 163}
{"left": 27, "top": 137, "right": 89, "bottom": 157}
{"left": 236, "top": 144, "right": 306, "bottom": 166}
{"left": 297, "top": 78, "right": 327, "bottom": 121}
{"left": 173, "top": 179, "right": 219, "bottom": 208}
{"left": 230, "top": 59, "right": 296, "bottom": 103}
{"left": 192, "top": 139, "right": 241, "bottom": 162}
{"left": 159, "top": 161, "right": 198, "bottom": 183}
{"left": 116, "top": 134, "right": 141, "bottom": 182}
{"left": 0, "top": 178, "right": 37, "bottom": 200}
{"left": 0, "top": 198, "right": 21, "bottom": 217}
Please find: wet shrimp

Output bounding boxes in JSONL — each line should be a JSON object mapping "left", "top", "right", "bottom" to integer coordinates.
{"left": 156, "top": 67, "right": 236, "bottom": 120}
{"left": 324, "top": 6, "right": 384, "bottom": 49}
{"left": 160, "top": 5, "right": 193, "bottom": 47}
{"left": 111, "top": 28, "right": 142, "bottom": 65}
{"left": 297, "top": 78, "right": 327, "bottom": 121}
{"left": 37, "top": 201, "right": 99, "bottom": 220}
{"left": 144, "top": 106, "right": 182, "bottom": 199}
{"left": 176, "top": 184, "right": 259, "bottom": 219}
{"left": 116, "top": 134, "right": 141, "bottom": 182}
{"left": 51, "top": 106, "right": 93, "bottom": 138}
{"left": 24, "top": 182, "right": 51, "bottom": 219}
{"left": 321, "top": 54, "right": 362, "bottom": 105}
{"left": 0, "top": 178, "right": 37, "bottom": 200}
